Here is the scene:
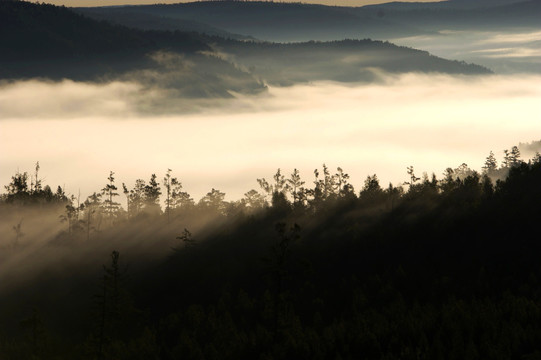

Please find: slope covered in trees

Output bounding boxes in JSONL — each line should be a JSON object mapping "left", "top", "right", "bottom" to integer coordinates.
{"left": 211, "top": 38, "right": 491, "bottom": 85}
{"left": 76, "top": 0, "right": 541, "bottom": 43}
{"left": 0, "top": 0, "right": 264, "bottom": 96}
{"left": 75, "top": 1, "right": 425, "bottom": 42}
{"left": 1, "top": 0, "right": 491, "bottom": 96}
{"left": 1, "top": 144, "right": 541, "bottom": 359}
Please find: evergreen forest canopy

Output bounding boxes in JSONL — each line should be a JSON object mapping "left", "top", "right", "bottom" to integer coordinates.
{"left": 1, "top": 143, "right": 541, "bottom": 359}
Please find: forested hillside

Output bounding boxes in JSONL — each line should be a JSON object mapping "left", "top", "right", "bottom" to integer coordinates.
{"left": 1, "top": 1, "right": 491, "bottom": 95}
{"left": 77, "top": 0, "right": 541, "bottom": 42}
{"left": 1, "top": 144, "right": 541, "bottom": 359}
{"left": 0, "top": 0, "right": 264, "bottom": 96}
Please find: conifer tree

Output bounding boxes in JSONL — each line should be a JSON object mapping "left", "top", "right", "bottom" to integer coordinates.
{"left": 287, "top": 168, "right": 305, "bottom": 208}
{"left": 258, "top": 168, "right": 290, "bottom": 200}
{"left": 4, "top": 171, "right": 29, "bottom": 204}
{"left": 199, "top": 188, "right": 226, "bottom": 214}
{"left": 243, "top": 189, "right": 267, "bottom": 212}
{"left": 164, "top": 169, "right": 173, "bottom": 223}
{"left": 143, "top": 174, "right": 161, "bottom": 215}
{"left": 404, "top": 166, "right": 420, "bottom": 186}
{"left": 101, "top": 171, "right": 121, "bottom": 225}
{"left": 126, "top": 179, "right": 146, "bottom": 218}
{"left": 170, "top": 177, "right": 194, "bottom": 211}
{"left": 335, "top": 167, "right": 354, "bottom": 198}
{"left": 503, "top": 146, "right": 521, "bottom": 168}
{"left": 359, "top": 174, "right": 384, "bottom": 204}
{"left": 482, "top": 151, "right": 498, "bottom": 175}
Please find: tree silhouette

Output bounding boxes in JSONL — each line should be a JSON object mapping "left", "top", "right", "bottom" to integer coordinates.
{"left": 359, "top": 174, "right": 384, "bottom": 205}
{"left": 174, "top": 228, "right": 195, "bottom": 250}
{"left": 30, "top": 161, "right": 42, "bottom": 195}
{"left": 482, "top": 151, "right": 498, "bottom": 175}
{"left": 164, "top": 169, "right": 173, "bottom": 224}
{"left": 503, "top": 146, "right": 521, "bottom": 168}
{"left": 335, "top": 166, "right": 354, "bottom": 198}
{"left": 60, "top": 200, "right": 82, "bottom": 238}
{"left": 453, "top": 163, "right": 474, "bottom": 180}
{"left": 404, "top": 165, "right": 420, "bottom": 186}
{"left": 126, "top": 179, "right": 146, "bottom": 218}
{"left": 143, "top": 174, "right": 161, "bottom": 216}
{"left": 287, "top": 168, "right": 305, "bottom": 208}
{"left": 199, "top": 188, "right": 226, "bottom": 214}
{"left": 258, "top": 168, "right": 290, "bottom": 206}
{"left": 12, "top": 219, "right": 24, "bottom": 247}
{"left": 83, "top": 192, "right": 102, "bottom": 241}
{"left": 101, "top": 171, "right": 121, "bottom": 226}
{"left": 243, "top": 189, "right": 267, "bottom": 213}
{"left": 4, "top": 171, "right": 29, "bottom": 204}
{"left": 170, "top": 177, "right": 194, "bottom": 213}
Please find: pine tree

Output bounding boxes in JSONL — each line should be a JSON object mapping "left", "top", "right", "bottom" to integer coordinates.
{"left": 404, "top": 166, "right": 420, "bottom": 186}
{"left": 101, "top": 171, "right": 121, "bottom": 226}
{"left": 127, "top": 179, "right": 146, "bottom": 218}
{"left": 287, "top": 168, "right": 305, "bottom": 208}
{"left": 60, "top": 198, "right": 81, "bottom": 238}
{"left": 335, "top": 167, "right": 354, "bottom": 198}
{"left": 510, "top": 146, "right": 521, "bottom": 167}
{"left": 243, "top": 189, "right": 267, "bottom": 212}
{"left": 94, "top": 250, "right": 136, "bottom": 359}
{"left": 143, "top": 174, "right": 161, "bottom": 216}
{"left": 453, "top": 163, "right": 474, "bottom": 180}
{"left": 257, "top": 168, "right": 290, "bottom": 203}
{"left": 170, "top": 177, "right": 194, "bottom": 211}
{"left": 4, "top": 171, "right": 29, "bottom": 204}
{"left": 482, "top": 151, "right": 498, "bottom": 175}
{"left": 199, "top": 188, "right": 226, "bottom": 214}
{"left": 164, "top": 169, "right": 173, "bottom": 224}
{"left": 502, "top": 146, "right": 521, "bottom": 168}
{"left": 359, "top": 174, "right": 384, "bottom": 204}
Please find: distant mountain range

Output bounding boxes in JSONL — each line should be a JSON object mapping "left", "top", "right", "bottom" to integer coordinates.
{"left": 358, "top": 0, "right": 541, "bottom": 32}
{"left": 1, "top": 1, "right": 492, "bottom": 98}
{"left": 76, "top": 1, "right": 426, "bottom": 43}
{"left": 75, "top": 0, "right": 541, "bottom": 43}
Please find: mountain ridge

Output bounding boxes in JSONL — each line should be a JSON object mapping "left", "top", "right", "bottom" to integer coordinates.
{"left": 1, "top": 0, "right": 492, "bottom": 99}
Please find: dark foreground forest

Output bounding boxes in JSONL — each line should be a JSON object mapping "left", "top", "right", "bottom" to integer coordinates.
{"left": 1, "top": 144, "right": 541, "bottom": 360}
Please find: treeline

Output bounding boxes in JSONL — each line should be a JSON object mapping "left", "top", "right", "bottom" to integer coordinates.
{"left": 1, "top": 145, "right": 535, "bottom": 230}
{"left": 1, "top": 145, "right": 541, "bottom": 359}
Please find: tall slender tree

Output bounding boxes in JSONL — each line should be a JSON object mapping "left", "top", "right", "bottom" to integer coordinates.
{"left": 163, "top": 169, "right": 173, "bottom": 224}
{"left": 287, "top": 168, "right": 305, "bottom": 208}
{"left": 101, "top": 171, "right": 121, "bottom": 226}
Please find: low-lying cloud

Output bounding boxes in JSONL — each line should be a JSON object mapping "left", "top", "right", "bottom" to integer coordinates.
{"left": 392, "top": 29, "right": 541, "bottom": 74}
{"left": 1, "top": 73, "right": 540, "bottom": 203}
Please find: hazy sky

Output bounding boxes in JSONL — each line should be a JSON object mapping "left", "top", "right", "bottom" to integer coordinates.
{"left": 33, "top": 0, "right": 441, "bottom": 8}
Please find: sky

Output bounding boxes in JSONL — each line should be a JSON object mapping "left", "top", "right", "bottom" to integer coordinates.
{"left": 32, "top": 0, "right": 441, "bottom": 8}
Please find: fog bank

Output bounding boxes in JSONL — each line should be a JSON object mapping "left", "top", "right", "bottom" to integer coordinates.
{"left": 392, "top": 29, "right": 541, "bottom": 74}
{"left": 1, "top": 73, "right": 540, "bottom": 201}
